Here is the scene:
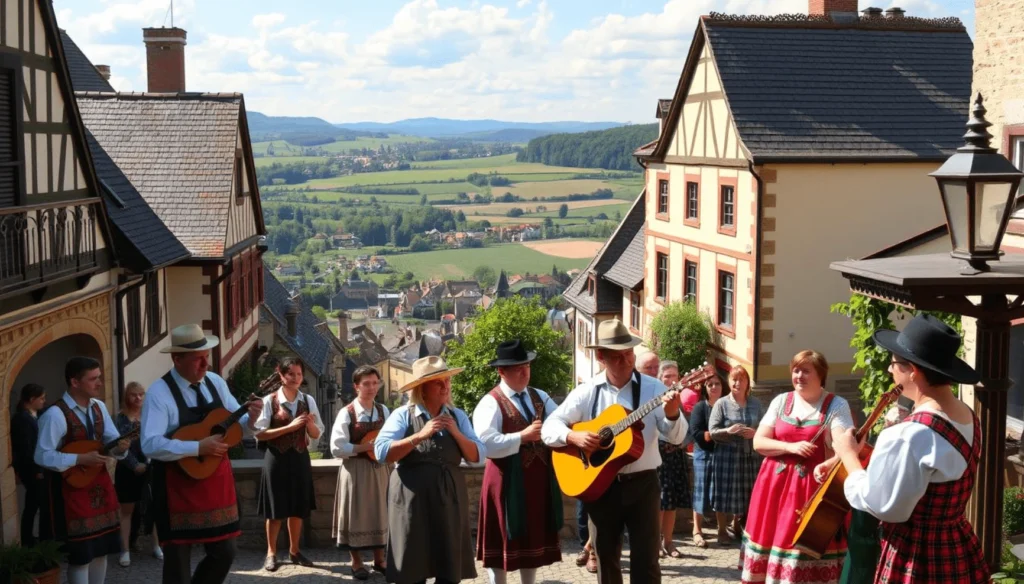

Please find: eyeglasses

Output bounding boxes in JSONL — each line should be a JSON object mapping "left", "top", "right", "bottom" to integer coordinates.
{"left": 890, "top": 358, "right": 911, "bottom": 367}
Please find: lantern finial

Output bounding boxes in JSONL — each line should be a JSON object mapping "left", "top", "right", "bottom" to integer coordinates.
{"left": 959, "top": 93, "right": 996, "bottom": 154}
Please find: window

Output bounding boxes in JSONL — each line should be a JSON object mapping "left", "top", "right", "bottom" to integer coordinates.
{"left": 247, "top": 254, "right": 256, "bottom": 311}
{"left": 718, "top": 270, "right": 734, "bottom": 329}
{"left": 657, "top": 179, "right": 669, "bottom": 215}
{"left": 684, "top": 261, "right": 698, "bottom": 303}
{"left": 0, "top": 57, "right": 25, "bottom": 281}
{"left": 234, "top": 150, "right": 244, "bottom": 203}
{"left": 225, "top": 263, "right": 236, "bottom": 331}
{"left": 241, "top": 253, "right": 251, "bottom": 315}
{"left": 588, "top": 274, "right": 595, "bottom": 296}
{"left": 127, "top": 286, "right": 143, "bottom": 350}
{"left": 656, "top": 252, "right": 668, "bottom": 301}
{"left": 686, "top": 182, "right": 699, "bottom": 221}
{"left": 145, "top": 272, "right": 161, "bottom": 340}
{"left": 720, "top": 185, "right": 735, "bottom": 228}
{"left": 630, "top": 291, "right": 641, "bottom": 330}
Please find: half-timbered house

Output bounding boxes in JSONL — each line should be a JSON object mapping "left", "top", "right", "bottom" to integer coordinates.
{"left": 632, "top": 1, "right": 973, "bottom": 403}
{"left": 0, "top": 0, "right": 117, "bottom": 543}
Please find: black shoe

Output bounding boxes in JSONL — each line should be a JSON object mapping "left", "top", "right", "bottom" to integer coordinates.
{"left": 290, "top": 552, "right": 314, "bottom": 567}
{"left": 264, "top": 555, "right": 279, "bottom": 572}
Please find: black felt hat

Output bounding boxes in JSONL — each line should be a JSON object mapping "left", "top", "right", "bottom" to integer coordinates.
{"left": 488, "top": 340, "right": 537, "bottom": 368}
{"left": 872, "top": 314, "right": 979, "bottom": 384}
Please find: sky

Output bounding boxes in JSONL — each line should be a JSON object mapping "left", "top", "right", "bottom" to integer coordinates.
{"left": 53, "top": 0, "right": 975, "bottom": 124}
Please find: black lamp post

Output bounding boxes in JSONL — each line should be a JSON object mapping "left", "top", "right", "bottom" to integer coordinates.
{"left": 831, "top": 93, "right": 1024, "bottom": 570}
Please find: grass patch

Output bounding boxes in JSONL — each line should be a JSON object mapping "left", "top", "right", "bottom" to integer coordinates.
{"left": 381, "top": 244, "right": 593, "bottom": 280}
{"left": 254, "top": 155, "right": 330, "bottom": 168}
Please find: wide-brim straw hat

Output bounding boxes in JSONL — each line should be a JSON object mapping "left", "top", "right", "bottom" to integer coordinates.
{"left": 399, "top": 356, "right": 464, "bottom": 392}
{"left": 585, "top": 318, "right": 642, "bottom": 351}
{"left": 160, "top": 324, "right": 221, "bottom": 353}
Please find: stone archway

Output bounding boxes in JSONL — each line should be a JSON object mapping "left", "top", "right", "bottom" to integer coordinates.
{"left": 0, "top": 292, "right": 112, "bottom": 544}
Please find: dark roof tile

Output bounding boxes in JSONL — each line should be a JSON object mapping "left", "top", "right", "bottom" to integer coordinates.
{"left": 59, "top": 30, "right": 115, "bottom": 92}
{"left": 263, "top": 266, "right": 332, "bottom": 375}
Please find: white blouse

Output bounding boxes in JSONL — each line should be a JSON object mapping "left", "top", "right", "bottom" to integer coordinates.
{"left": 844, "top": 406, "right": 973, "bottom": 523}
{"left": 760, "top": 392, "right": 854, "bottom": 431}
{"left": 254, "top": 389, "right": 325, "bottom": 449}
{"left": 472, "top": 381, "right": 558, "bottom": 460}
{"left": 330, "top": 400, "right": 390, "bottom": 458}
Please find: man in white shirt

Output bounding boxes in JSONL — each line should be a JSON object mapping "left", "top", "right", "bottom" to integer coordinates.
{"left": 140, "top": 324, "right": 262, "bottom": 584}
{"left": 542, "top": 319, "right": 685, "bottom": 584}
{"left": 35, "top": 356, "right": 128, "bottom": 584}
{"left": 473, "top": 340, "right": 562, "bottom": 584}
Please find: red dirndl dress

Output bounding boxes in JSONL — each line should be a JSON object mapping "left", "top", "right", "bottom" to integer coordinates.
{"left": 742, "top": 392, "right": 846, "bottom": 584}
{"left": 874, "top": 412, "right": 989, "bottom": 584}
{"left": 476, "top": 387, "right": 561, "bottom": 571}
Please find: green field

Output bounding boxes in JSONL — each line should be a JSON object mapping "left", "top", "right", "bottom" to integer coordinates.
{"left": 410, "top": 154, "right": 518, "bottom": 169}
{"left": 254, "top": 155, "right": 333, "bottom": 168}
{"left": 252, "top": 134, "right": 435, "bottom": 156}
{"left": 377, "top": 244, "right": 592, "bottom": 280}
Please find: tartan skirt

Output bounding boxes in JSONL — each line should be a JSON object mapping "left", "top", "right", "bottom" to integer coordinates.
{"left": 658, "top": 441, "right": 692, "bottom": 511}
{"left": 712, "top": 442, "right": 759, "bottom": 515}
{"left": 692, "top": 447, "right": 713, "bottom": 516}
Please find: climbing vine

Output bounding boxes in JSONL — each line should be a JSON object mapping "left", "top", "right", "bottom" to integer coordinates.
{"left": 831, "top": 294, "right": 963, "bottom": 413}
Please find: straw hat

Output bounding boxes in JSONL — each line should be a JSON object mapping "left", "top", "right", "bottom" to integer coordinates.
{"left": 398, "top": 356, "right": 464, "bottom": 392}
{"left": 160, "top": 324, "right": 220, "bottom": 353}
{"left": 585, "top": 318, "right": 642, "bottom": 351}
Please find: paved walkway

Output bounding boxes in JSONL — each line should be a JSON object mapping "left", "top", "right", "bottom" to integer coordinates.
{"left": 102, "top": 534, "right": 743, "bottom": 583}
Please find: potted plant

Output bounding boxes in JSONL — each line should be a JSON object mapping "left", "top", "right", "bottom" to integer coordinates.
{"left": 0, "top": 540, "right": 64, "bottom": 584}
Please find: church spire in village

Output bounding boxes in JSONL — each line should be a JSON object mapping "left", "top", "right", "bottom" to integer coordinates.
{"left": 495, "top": 270, "right": 510, "bottom": 298}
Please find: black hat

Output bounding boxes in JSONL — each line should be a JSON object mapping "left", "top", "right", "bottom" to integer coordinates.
{"left": 872, "top": 314, "right": 979, "bottom": 385}
{"left": 488, "top": 340, "right": 537, "bottom": 368}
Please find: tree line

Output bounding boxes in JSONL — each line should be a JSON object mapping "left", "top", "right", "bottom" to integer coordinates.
{"left": 516, "top": 124, "right": 658, "bottom": 171}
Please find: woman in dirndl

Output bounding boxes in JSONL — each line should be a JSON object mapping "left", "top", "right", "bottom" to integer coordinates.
{"left": 374, "top": 356, "right": 485, "bottom": 584}
{"left": 835, "top": 314, "right": 989, "bottom": 584}
{"left": 741, "top": 350, "right": 854, "bottom": 584}
{"left": 254, "top": 356, "right": 324, "bottom": 572}
{"left": 709, "top": 365, "right": 763, "bottom": 544}
{"left": 656, "top": 360, "right": 692, "bottom": 558}
{"left": 114, "top": 382, "right": 162, "bottom": 567}
{"left": 330, "top": 365, "right": 391, "bottom": 580}
{"left": 688, "top": 373, "right": 726, "bottom": 549}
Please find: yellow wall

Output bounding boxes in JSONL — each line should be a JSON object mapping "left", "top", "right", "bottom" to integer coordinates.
{"left": 762, "top": 162, "right": 946, "bottom": 384}
{"left": 226, "top": 130, "right": 259, "bottom": 249}
{"left": 166, "top": 266, "right": 209, "bottom": 330}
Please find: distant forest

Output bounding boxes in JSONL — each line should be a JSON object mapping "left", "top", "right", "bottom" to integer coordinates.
{"left": 516, "top": 124, "right": 658, "bottom": 171}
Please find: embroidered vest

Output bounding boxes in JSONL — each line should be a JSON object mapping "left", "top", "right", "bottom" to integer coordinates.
{"left": 266, "top": 393, "right": 310, "bottom": 453}
{"left": 348, "top": 402, "right": 385, "bottom": 460}
{"left": 53, "top": 400, "right": 104, "bottom": 447}
{"left": 489, "top": 386, "right": 548, "bottom": 468}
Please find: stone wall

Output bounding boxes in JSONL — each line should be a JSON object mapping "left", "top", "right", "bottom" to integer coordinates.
{"left": 232, "top": 459, "right": 695, "bottom": 550}
{"left": 973, "top": 0, "right": 1024, "bottom": 150}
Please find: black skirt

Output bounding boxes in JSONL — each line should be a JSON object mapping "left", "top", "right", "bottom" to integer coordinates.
{"left": 115, "top": 464, "right": 147, "bottom": 503}
{"left": 257, "top": 447, "right": 315, "bottom": 519}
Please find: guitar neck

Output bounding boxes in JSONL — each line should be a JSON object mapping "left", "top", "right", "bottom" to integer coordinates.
{"left": 854, "top": 385, "right": 902, "bottom": 442}
{"left": 223, "top": 404, "right": 250, "bottom": 429}
{"left": 100, "top": 429, "right": 138, "bottom": 453}
{"left": 610, "top": 395, "right": 664, "bottom": 436}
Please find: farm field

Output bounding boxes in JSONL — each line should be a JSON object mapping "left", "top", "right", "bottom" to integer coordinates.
{"left": 252, "top": 134, "right": 434, "bottom": 156}
{"left": 379, "top": 244, "right": 594, "bottom": 280}
{"left": 274, "top": 162, "right": 615, "bottom": 190}
{"left": 253, "top": 155, "right": 332, "bottom": 168}
{"left": 522, "top": 240, "right": 604, "bottom": 259}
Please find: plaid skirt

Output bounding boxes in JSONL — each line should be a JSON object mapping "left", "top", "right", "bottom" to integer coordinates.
{"left": 658, "top": 441, "right": 692, "bottom": 511}
{"left": 712, "top": 442, "right": 759, "bottom": 515}
{"left": 692, "top": 447, "right": 713, "bottom": 516}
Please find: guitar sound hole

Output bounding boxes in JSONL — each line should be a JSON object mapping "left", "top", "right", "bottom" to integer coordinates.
{"left": 597, "top": 428, "right": 614, "bottom": 448}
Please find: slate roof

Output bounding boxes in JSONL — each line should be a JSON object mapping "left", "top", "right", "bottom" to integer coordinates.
{"left": 59, "top": 30, "right": 115, "bottom": 92}
{"left": 604, "top": 220, "right": 645, "bottom": 290}
{"left": 263, "top": 266, "right": 331, "bottom": 375}
{"left": 76, "top": 93, "right": 245, "bottom": 258}
{"left": 565, "top": 190, "right": 646, "bottom": 316}
{"left": 86, "top": 131, "right": 190, "bottom": 270}
{"left": 650, "top": 14, "right": 973, "bottom": 163}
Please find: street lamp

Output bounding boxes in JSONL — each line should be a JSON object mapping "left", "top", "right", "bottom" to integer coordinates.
{"left": 830, "top": 93, "right": 1024, "bottom": 570}
{"left": 931, "top": 94, "right": 1024, "bottom": 272}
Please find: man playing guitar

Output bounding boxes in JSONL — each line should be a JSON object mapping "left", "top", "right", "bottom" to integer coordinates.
{"left": 542, "top": 319, "right": 685, "bottom": 584}
{"left": 140, "top": 324, "right": 262, "bottom": 584}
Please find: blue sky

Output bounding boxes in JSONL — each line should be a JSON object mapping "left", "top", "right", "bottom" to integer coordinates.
{"left": 53, "top": 0, "right": 975, "bottom": 123}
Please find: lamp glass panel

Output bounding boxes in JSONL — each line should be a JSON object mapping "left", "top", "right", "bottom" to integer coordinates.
{"left": 974, "top": 181, "right": 1013, "bottom": 251}
{"left": 940, "top": 180, "right": 969, "bottom": 251}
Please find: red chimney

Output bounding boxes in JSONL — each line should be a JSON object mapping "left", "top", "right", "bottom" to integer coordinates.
{"left": 142, "top": 27, "right": 187, "bottom": 93}
{"left": 94, "top": 64, "right": 111, "bottom": 81}
{"left": 808, "top": 0, "right": 859, "bottom": 17}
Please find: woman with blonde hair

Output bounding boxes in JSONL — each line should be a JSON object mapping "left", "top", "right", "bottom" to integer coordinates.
{"left": 374, "top": 356, "right": 485, "bottom": 584}
{"left": 114, "top": 382, "right": 161, "bottom": 567}
{"left": 741, "top": 350, "right": 855, "bottom": 584}
{"left": 331, "top": 365, "right": 391, "bottom": 580}
{"left": 709, "top": 365, "right": 763, "bottom": 543}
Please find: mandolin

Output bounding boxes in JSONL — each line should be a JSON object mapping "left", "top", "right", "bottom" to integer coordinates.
{"left": 61, "top": 427, "right": 141, "bottom": 489}
{"left": 791, "top": 384, "right": 903, "bottom": 558}
{"left": 552, "top": 363, "right": 715, "bottom": 502}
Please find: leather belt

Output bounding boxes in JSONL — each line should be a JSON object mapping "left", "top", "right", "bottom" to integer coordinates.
{"left": 616, "top": 469, "right": 657, "bottom": 482}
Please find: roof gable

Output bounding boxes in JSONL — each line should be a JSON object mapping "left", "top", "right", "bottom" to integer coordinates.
{"left": 262, "top": 265, "right": 331, "bottom": 374}
{"left": 648, "top": 13, "right": 972, "bottom": 163}
{"left": 59, "top": 30, "right": 114, "bottom": 92}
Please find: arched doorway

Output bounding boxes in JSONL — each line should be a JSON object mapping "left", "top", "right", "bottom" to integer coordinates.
{"left": 6, "top": 333, "right": 103, "bottom": 414}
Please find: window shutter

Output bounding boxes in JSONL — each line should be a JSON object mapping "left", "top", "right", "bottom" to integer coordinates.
{"left": 0, "top": 66, "right": 18, "bottom": 208}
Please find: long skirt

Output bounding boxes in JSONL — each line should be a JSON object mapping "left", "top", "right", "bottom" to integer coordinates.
{"left": 257, "top": 447, "right": 315, "bottom": 519}
{"left": 333, "top": 457, "right": 390, "bottom": 549}
{"left": 658, "top": 442, "right": 693, "bottom": 511}
{"left": 692, "top": 448, "right": 714, "bottom": 516}
{"left": 712, "top": 442, "right": 759, "bottom": 516}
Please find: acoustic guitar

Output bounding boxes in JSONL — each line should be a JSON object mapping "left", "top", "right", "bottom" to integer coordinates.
{"left": 359, "top": 430, "right": 380, "bottom": 462}
{"left": 61, "top": 426, "right": 141, "bottom": 489}
{"left": 790, "top": 384, "right": 903, "bottom": 558}
{"left": 552, "top": 363, "right": 715, "bottom": 503}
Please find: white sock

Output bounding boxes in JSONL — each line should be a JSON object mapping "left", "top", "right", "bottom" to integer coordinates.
{"left": 66, "top": 564, "right": 89, "bottom": 584}
{"left": 520, "top": 567, "right": 537, "bottom": 584}
{"left": 88, "top": 556, "right": 107, "bottom": 584}
{"left": 488, "top": 568, "right": 508, "bottom": 584}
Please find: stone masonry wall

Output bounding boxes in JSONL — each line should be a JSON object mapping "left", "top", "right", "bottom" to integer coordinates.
{"left": 973, "top": 0, "right": 1024, "bottom": 150}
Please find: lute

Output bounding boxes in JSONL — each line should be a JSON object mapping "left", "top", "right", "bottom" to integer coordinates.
{"left": 61, "top": 426, "right": 141, "bottom": 489}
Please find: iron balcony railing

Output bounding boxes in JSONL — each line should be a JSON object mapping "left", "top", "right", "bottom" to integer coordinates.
{"left": 0, "top": 198, "right": 101, "bottom": 298}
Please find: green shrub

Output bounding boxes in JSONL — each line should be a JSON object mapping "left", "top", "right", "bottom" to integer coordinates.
{"left": 1006, "top": 487, "right": 1024, "bottom": 536}
{"left": 646, "top": 300, "right": 713, "bottom": 373}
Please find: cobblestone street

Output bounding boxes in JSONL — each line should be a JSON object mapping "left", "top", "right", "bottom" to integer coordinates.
{"left": 101, "top": 535, "right": 743, "bottom": 583}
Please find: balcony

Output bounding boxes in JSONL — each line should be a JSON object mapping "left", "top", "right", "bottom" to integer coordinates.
{"left": 0, "top": 198, "right": 103, "bottom": 300}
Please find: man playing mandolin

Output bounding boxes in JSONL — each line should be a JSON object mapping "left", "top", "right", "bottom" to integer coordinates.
{"left": 35, "top": 357, "right": 129, "bottom": 584}
{"left": 542, "top": 319, "right": 685, "bottom": 584}
{"left": 140, "top": 324, "right": 263, "bottom": 584}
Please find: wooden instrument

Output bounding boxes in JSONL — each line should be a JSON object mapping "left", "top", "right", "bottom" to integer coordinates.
{"left": 791, "top": 384, "right": 904, "bottom": 558}
{"left": 61, "top": 427, "right": 141, "bottom": 489}
{"left": 552, "top": 363, "right": 716, "bottom": 502}
{"left": 359, "top": 430, "right": 380, "bottom": 462}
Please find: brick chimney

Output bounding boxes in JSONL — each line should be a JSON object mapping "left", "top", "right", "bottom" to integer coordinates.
{"left": 808, "top": 0, "right": 859, "bottom": 19}
{"left": 142, "top": 27, "right": 187, "bottom": 93}
{"left": 337, "top": 311, "right": 349, "bottom": 342}
{"left": 94, "top": 65, "right": 111, "bottom": 81}
{"left": 285, "top": 294, "right": 300, "bottom": 338}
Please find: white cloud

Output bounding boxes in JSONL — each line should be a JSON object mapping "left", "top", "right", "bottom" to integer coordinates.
{"left": 516, "top": 0, "right": 532, "bottom": 7}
